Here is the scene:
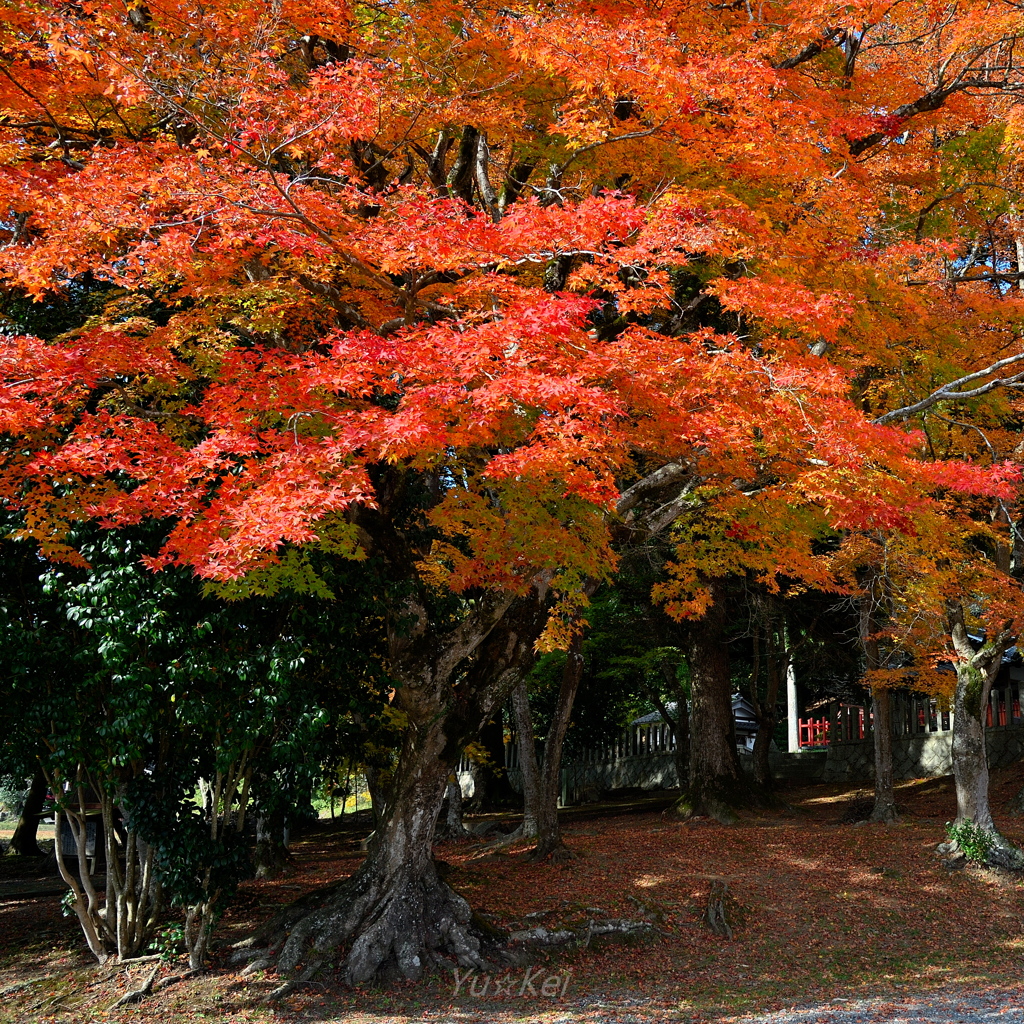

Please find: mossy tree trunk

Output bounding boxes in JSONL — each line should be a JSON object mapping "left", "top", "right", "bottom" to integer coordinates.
{"left": 947, "top": 608, "right": 1023, "bottom": 868}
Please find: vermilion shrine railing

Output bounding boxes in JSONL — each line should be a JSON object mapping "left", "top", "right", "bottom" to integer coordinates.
{"left": 486, "top": 681, "right": 1024, "bottom": 768}
{"left": 798, "top": 717, "right": 829, "bottom": 748}
{"left": 799, "top": 684, "right": 1024, "bottom": 747}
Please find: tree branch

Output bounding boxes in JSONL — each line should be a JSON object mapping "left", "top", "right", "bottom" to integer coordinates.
{"left": 873, "top": 352, "right": 1024, "bottom": 424}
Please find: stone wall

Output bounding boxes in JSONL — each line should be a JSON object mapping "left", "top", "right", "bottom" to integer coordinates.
{"left": 499, "top": 748, "right": 828, "bottom": 804}
{"left": 479, "top": 683, "right": 1024, "bottom": 804}
{"left": 825, "top": 723, "right": 1024, "bottom": 783}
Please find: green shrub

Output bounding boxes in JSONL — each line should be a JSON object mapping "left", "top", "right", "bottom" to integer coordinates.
{"left": 0, "top": 776, "right": 29, "bottom": 818}
{"left": 945, "top": 818, "right": 994, "bottom": 863}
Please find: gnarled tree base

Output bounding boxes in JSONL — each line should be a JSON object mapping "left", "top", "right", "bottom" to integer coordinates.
{"left": 985, "top": 832, "right": 1024, "bottom": 870}
{"left": 672, "top": 777, "right": 762, "bottom": 825}
{"left": 869, "top": 799, "right": 900, "bottom": 824}
{"left": 527, "top": 837, "right": 573, "bottom": 863}
{"left": 244, "top": 861, "right": 493, "bottom": 994}
{"left": 939, "top": 829, "right": 1024, "bottom": 871}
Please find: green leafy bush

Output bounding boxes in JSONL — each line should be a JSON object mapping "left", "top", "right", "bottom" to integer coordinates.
{"left": 0, "top": 776, "right": 28, "bottom": 818}
{"left": 945, "top": 818, "right": 994, "bottom": 863}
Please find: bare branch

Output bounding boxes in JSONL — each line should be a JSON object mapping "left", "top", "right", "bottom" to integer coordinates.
{"left": 873, "top": 352, "right": 1024, "bottom": 424}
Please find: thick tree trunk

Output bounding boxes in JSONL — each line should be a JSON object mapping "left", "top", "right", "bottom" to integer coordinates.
{"left": 530, "top": 634, "right": 584, "bottom": 862}
{"left": 869, "top": 688, "right": 898, "bottom": 823}
{"left": 678, "top": 591, "right": 749, "bottom": 823}
{"left": 510, "top": 679, "right": 540, "bottom": 838}
{"left": 254, "top": 806, "right": 292, "bottom": 880}
{"left": 257, "top": 591, "right": 548, "bottom": 989}
{"left": 6, "top": 767, "right": 46, "bottom": 857}
{"left": 263, "top": 716, "right": 484, "bottom": 988}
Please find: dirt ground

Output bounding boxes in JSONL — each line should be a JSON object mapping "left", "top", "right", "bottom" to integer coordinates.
{"left": 3, "top": 769, "right": 1024, "bottom": 1024}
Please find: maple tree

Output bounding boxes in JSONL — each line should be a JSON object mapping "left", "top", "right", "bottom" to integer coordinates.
{"left": 3, "top": 0, "right": 1024, "bottom": 985}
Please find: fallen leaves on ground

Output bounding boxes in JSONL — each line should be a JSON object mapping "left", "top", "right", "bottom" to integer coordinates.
{"left": 3, "top": 769, "right": 1024, "bottom": 1023}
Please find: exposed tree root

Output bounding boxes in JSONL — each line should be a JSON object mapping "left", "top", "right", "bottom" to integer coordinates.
{"left": 107, "top": 966, "right": 158, "bottom": 1009}
{"left": 938, "top": 829, "right": 1024, "bottom": 871}
{"left": 475, "top": 822, "right": 535, "bottom": 854}
{"left": 510, "top": 916, "right": 658, "bottom": 949}
{"left": 253, "top": 863, "right": 491, "bottom": 995}
{"left": 0, "top": 977, "right": 52, "bottom": 998}
{"left": 526, "top": 838, "right": 573, "bottom": 863}
{"left": 986, "top": 832, "right": 1024, "bottom": 870}
{"left": 152, "top": 971, "right": 195, "bottom": 993}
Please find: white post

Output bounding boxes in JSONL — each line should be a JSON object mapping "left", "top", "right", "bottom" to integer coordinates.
{"left": 786, "top": 659, "right": 799, "bottom": 752}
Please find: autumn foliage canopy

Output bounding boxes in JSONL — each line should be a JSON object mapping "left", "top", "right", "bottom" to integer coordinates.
{"left": 1, "top": 0, "right": 1023, "bottom": 641}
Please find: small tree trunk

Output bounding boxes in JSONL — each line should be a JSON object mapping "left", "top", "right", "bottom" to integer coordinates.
{"left": 678, "top": 589, "right": 749, "bottom": 823}
{"left": 184, "top": 883, "right": 220, "bottom": 971}
{"left": 869, "top": 688, "right": 898, "bottom": 823}
{"left": 510, "top": 679, "right": 540, "bottom": 838}
{"left": 947, "top": 611, "right": 1024, "bottom": 868}
{"left": 673, "top": 696, "right": 690, "bottom": 791}
{"left": 465, "top": 715, "right": 516, "bottom": 812}
{"left": 365, "top": 764, "right": 390, "bottom": 829}
{"left": 859, "top": 594, "right": 898, "bottom": 823}
{"left": 652, "top": 662, "right": 689, "bottom": 791}
{"left": 434, "top": 775, "right": 471, "bottom": 840}
{"left": 6, "top": 767, "right": 46, "bottom": 857}
{"left": 750, "top": 637, "right": 783, "bottom": 793}
{"left": 254, "top": 806, "right": 291, "bottom": 879}
{"left": 750, "top": 708, "right": 776, "bottom": 791}
{"left": 530, "top": 635, "right": 584, "bottom": 862}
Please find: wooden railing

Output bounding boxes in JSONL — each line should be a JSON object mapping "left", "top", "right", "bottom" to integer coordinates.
{"left": 485, "top": 679, "right": 1024, "bottom": 774}
{"left": 503, "top": 720, "right": 677, "bottom": 770}
{"left": 825, "top": 680, "right": 1024, "bottom": 745}
{"left": 798, "top": 718, "right": 829, "bottom": 748}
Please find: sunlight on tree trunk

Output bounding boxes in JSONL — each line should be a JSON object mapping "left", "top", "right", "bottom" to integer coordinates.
{"left": 6, "top": 767, "right": 45, "bottom": 857}
{"left": 946, "top": 612, "right": 1024, "bottom": 868}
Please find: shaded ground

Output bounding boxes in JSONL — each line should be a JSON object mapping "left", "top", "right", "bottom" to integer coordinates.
{"left": 2, "top": 769, "right": 1024, "bottom": 1023}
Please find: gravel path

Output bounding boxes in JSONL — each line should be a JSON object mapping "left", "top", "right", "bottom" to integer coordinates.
{"left": 375, "top": 989, "right": 1024, "bottom": 1024}
{"left": 727, "top": 992, "right": 1024, "bottom": 1024}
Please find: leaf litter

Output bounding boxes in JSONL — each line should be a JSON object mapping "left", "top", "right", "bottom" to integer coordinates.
{"left": 3, "top": 771, "right": 1024, "bottom": 1023}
